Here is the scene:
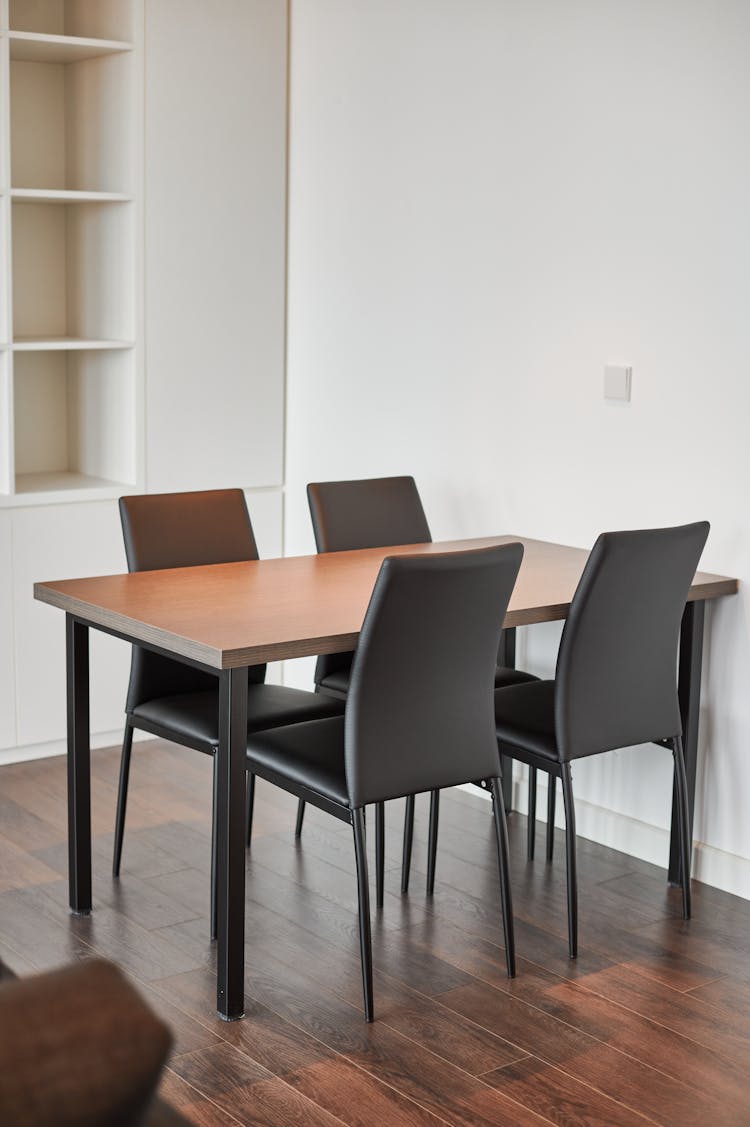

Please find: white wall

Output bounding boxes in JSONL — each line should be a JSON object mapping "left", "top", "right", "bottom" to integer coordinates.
{"left": 284, "top": 0, "right": 750, "bottom": 895}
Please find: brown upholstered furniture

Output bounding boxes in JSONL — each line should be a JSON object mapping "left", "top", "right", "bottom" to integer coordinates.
{"left": 0, "top": 957, "right": 191, "bottom": 1126}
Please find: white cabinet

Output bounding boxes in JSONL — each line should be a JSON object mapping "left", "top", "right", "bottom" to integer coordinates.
{"left": 0, "top": 0, "right": 142, "bottom": 506}
{"left": 0, "top": 511, "right": 16, "bottom": 748}
{"left": 11, "top": 500, "right": 131, "bottom": 746}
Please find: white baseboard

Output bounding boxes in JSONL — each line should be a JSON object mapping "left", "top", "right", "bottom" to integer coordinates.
{"left": 0, "top": 728, "right": 149, "bottom": 769}
{"left": 691, "top": 841, "right": 750, "bottom": 901}
{"left": 459, "top": 778, "right": 750, "bottom": 902}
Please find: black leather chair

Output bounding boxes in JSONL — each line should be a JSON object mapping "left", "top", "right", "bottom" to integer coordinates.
{"left": 494, "top": 522, "right": 710, "bottom": 958}
{"left": 247, "top": 542, "right": 524, "bottom": 1021}
{"left": 113, "top": 490, "right": 344, "bottom": 937}
{"left": 304, "top": 475, "right": 431, "bottom": 901}
{"left": 305, "top": 476, "right": 539, "bottom": 899}
{"left": 307, "top": 476, "right": 432, "bottom": 700}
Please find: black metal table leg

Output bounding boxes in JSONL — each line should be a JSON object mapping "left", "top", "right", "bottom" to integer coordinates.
{"left": 499, "top": 627, "right": 516, "bottom": 811}
{"left": 216, "top": 666, "right": 248, "bottom": 1020}
{"left": 66, "top": 615, "right": 92, "bottom": 915}
{"left": 669, "top": 600, "right": 705, "bottom": 885}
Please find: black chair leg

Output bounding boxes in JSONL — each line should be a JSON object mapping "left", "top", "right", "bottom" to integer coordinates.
{"left": 112, "top": 719, "right": 134, "bottom": 877}
{"left": 352, "top": 808, "right": 374, "bottom": 1022}
{"left": 489, "top": 777, "right": 516, "bottom": 977}
{"left": 246, "top": 772, "right": 256, "bottom": 848}
{"left": 527, "top": 767, "right": 537, "bottom": 860}
{"left": 295, "top": 799, "right": 306, "bottom": 837}
{"left": 401, "top": 794, "right": 415, "bottom": 893}
{"left": 560, "top": 763, "right": 577, "bottom": 958}
{"left": 546, "top": 774, "right": 556, "bottom": 861}
{"left": 426, "top": 789, "right": 440, "bottom": 895}
{"left": 210, "top": 753, "right": 219, "bottom": 941}
{"left": 375, "top": 802, "right": 385, "bottom": 909}
{"left": 672, "top": 735, "right": 692, "bottom": 919}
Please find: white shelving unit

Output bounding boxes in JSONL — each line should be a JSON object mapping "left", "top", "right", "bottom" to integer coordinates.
{"left": 0, "top": 0, "right": 287, "bottom": 764}
{"left": 0, "top": 0, "right": 142, "bottom": 506}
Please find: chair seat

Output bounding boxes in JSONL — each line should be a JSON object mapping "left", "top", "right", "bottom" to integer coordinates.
{"left": 317, "top": 668, "right": 351, "bottom": 697}
{"left": 494, "top": 666, "right": 539, "bottom": 689}
{"left": 247, "top": 716, "right": 349, "bottom": 807}
{"left": 131, "top": 683, "right": 344, "bottom": 750}
{"left": 494, "top": 679, "right": 559, "bottom": 765}
{"left": 320, "top": 663, "right": 538, "bottom": 698}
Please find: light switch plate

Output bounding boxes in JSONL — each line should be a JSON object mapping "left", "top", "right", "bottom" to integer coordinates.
{"left": 604, "top": 364, "right": 632, "bottom": 402}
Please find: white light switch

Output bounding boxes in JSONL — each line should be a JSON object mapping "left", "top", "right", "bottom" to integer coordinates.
{"left": 604, "top": 364, "right": 632, "bottom": 402}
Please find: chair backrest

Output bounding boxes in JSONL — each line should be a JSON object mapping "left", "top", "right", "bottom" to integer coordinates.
{"left": 345, "top": 543, "right": 524, "bottom": 807}
{"left": 120, "top": 490, "right": 263, "bottom": 710}
{"left": 307, "top": 475, "right": 431, "bottom": 553}
{"left": 307, "top": 476, "right": 432, "bottom": 686}
{"left": 555, "top": 521, "right": 710, "bottom": 761}
{"left": 120, "top": 489, "right": 258, "bottom": 571}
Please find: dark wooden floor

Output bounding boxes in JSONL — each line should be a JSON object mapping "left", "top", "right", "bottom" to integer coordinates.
{"left": 1, "top": 742, "right": 750, "bottom": 1126}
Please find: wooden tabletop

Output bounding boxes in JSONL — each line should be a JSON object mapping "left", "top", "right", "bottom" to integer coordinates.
{"left": 34, "top": 536, "right": 738, "bottom": 670}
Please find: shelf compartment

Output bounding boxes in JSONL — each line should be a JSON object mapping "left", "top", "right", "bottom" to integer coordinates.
{"left": 13, "top": 471, "right": 131, "bottom": 499}
{"left": 13, "top": 349, "right": 136, "bottom": 492}
{"left": 12, "top": 200, "right": 135, "bottom": 340}
{"left": 10, "top": 49, "right": 134, "bottom": 192}
{"left": 8, "top": 32, "right": 132, "bottom": 64}
{"left": 8, "top": 1, "right": 134, "bottom": 42}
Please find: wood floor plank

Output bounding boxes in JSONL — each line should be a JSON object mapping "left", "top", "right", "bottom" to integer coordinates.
{"left": 159, "top": 1068, "right": 245, "bottom": 1126}
{"left": 170, "top": 1044, "right": 344, "bottom": 1126}
{"left": 401, "top": 903, "right": 613, "bottom": 990}
{"left": 483, "top": 1055, "right": 655, "bottom": 1127}
{"left": 571, "top": 962, "right": 750, "bottom": 1063}
{"left": 636, "top": 916, "right": 750, "bottom": 983}
{"left": 0, "top": 883, "right": 97, "bottom": 970}
{"left": 71, "top": 907, "right": 204, "bottom": 980}
{"left": 222, "top": 1075, "right": 347, "bottom": 1127}
{"left": 438, "top": 978, "right": 747, "bottom": 1126}
{"left": 136, "top": 981, "right": 226, "bottom": 1058}
{"left": 152, "top": 968, "right": 338, "bottom": 1078}
{"left": 0, "top": 791, "right": 64, "bottom": 852}
{"left": 0, "top": 934, "right": 37, "bottom": 978}
{"left": 0, "top": 832, "right": 63, "bottom": 891}
{"left": 600, "top": 868, "right": 750, "bottom": 934}
{"left": 341, "top": 1026, "right": 552, "bottom": 1127}
{"left": 33, "top": 825, "right": 192, "bottom": 884}
{"left": 525, "top": 969, "right": 750, "bottom": 1111}
{"left": 169, "top": 1042, "right": 272, "bottom": 1094}
{"left": 578, "top": 925, "right": 726, "bottom": 994}
{"left": 686, "top": 974, "right": 750, "bottom": 1026}
{"left": 380, "top": 997, "right": 530, "bottom": 1076}
{"left": 286, "top": 1056, "right": 449, "bottom": 1126}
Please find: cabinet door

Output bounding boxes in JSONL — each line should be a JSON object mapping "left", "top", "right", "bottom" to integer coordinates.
{"left": 144, "top": 0, "right": 287, "bottom": 493}
{"left": 0, "top": 512, "right": 17, "bottom": 750}
{"left": 12, "top": 500, "right": 131, "bottom": 747}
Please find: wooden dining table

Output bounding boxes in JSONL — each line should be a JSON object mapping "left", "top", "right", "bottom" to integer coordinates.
{"left": 34, "top": 534, "right": 738, "bottom": 1020}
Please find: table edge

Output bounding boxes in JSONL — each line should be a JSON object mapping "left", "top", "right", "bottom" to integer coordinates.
{"left": 34, "top": 568, "right": 739, "bottom": 668}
